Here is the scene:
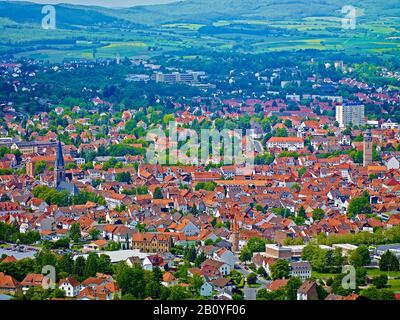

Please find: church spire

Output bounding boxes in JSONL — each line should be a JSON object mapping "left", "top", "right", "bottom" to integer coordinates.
{"left": 54, "top": 140, "right": 65, "bottom": 187}
{"left": 56, "top": 140, "right": 65, "bottom": 167}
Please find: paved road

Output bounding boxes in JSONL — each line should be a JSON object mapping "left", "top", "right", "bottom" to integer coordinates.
{"left": 242, "top": 287, "right": 257, "bottom": 300}
{"left": 0, "top": 247, "right": 37, "bottom": 260}
{"left": 235, "top": 264, "right": 271, "bottom": 300}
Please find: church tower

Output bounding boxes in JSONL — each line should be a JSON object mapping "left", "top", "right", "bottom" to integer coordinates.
{"left": 26, "top": 157, "right": 34, "bottom": 178}
{"left": 54, "top": 140, "right": 66, "bottom": 187}
{"left": 363, "top": 129, "right": 373, "bottom": 167}
{"left": 231, "top": 213, "right": 240, "bottom": 253}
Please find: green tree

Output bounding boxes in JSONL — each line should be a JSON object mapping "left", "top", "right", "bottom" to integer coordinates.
{"left": 189, "top": 274, "right": 204, "bottom": 297}
{"left": 312, "top": 208, "right": 325, "bottom": 221}
{"left": 298, "top": 206, "right": 306, "bottom": 219}
{"left": 84, "top": 252, "right": 99, "bottom": 278}
{"left": 69, "top": 223, "right": 81, "bottom": 242}
{"left": 89, "top": 228, "right": 101, "bottom": 241}
{"left": 115, "top": 263, "right": 146, "bottom": 299}
{"left": 232, "top": 293, "right": 244, "bottom": 300}
{"left": 257, "top": 266, "right": 266, "bottom": 277}
{"left": 331, "top": 273, "right": 352, "bottom": 296}
{"left": 65, "top": 162, "right": 77, "bottom": 170}
{"left": 115, "top": 172, "right": 131, "bottom": 183}
{"left": 105, "top": 241, "right": 121, "bottom": 251}
{"left": 379, "top": 251, "right": 399, "bottom": 271}
{"left": 195, "top": 181, "right": 217, "bottom": 191}
{"left": 257, "top": 288, "right": 286, "bottom": 300}
{"left": 0, "top": 258, "right": 35, "bottom": 281}
{"left": 348, "top": 195, "right": 371, "bottom": 217}
{"left": 297, "top": 167, "right": 306, "bottom": 177}
{"left": 145, "top": 280, "right": 161, "bottom": 299}
{"left": 57, "top": 253, "right": 74, "bottom": 276}
{"left": 34, "top": 160, "right": 47, "bottom": 175}
{"left": 153, "top": 266, "right": 163, "bottom": 284}
{"left": 246, "top": 272, "right": 257, "bottom": 285}
{"left": 270, "top": 259, "right": 290, "bottom": 280}
{"left": 246, "top": 237, "right": 268, "bottom": 254}
{"left": 359, "top": 287, "right": 395, "bottom": 300}
{"left": 328, "top": 248, "right": 345, "bottom": 273}
{"left": 73, "top": 256, "right": 86, "bottom": 280}
{"left": 49, "top": 287, "right": 67, "bottom": 299}
{"left": 274, "top": 128, "right": 288, "bottom": 137}
{"left": 97, "top": 254, "right": 112, "bottom": 274}
{"left": 153, "top": 187, "right": 163, "bottom": 199}
{"left": 254, "top": 153, "right": 275, "bottom": 165}
{"left": 194, "top": 251, "right": 206, "bottom": 268}
{"left": 311, "top": 248, "right": 329, "bottom": 273}
{"left": 35, "top": 249, "right": 57, "bottom": 271}
{"left": 349, "top": 245, "right": 371, "bottom": 267}
{"left": 239, "top": 248, "right": 252, "bottom": 263}
{"left": 349, "top": 149, "right": 363, "bottom": 163}
{"left": 168, "top": 285, "right": 189, "bottom": 300}
{"left": 372, "top": 275, "right": 388, "bottom": 289}
{"left": 184, "top": 246, "right": 197, "bottom": 262}
{"left": 286, "top": 277, "right": 302, "bottom": 300}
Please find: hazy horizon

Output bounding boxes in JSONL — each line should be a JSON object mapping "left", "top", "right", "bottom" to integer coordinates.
{"left": 2, "top": 0, "right": 178, "bottom": 8}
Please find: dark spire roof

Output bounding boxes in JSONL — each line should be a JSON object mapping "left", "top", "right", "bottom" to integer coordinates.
{"left": 55, "top": 140, "right": 64, "bottom": 168}
{"left": 364, "top": 129, "right": 372, "bottom": 141}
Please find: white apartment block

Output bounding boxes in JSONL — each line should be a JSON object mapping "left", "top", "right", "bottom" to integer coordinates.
{"left": 336, "top": 104, "right": 365, "bottom": 127}
{"left": 267, "top": 137, "right": 304, "bottom": 151}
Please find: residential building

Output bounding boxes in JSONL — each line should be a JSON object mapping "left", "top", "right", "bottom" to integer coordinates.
{"left": 0, "top": 272, "right": 20, "bottom": 295}
{"left": 335, "top": 103, "right": 365, "bottom": 127}
{"left": 131, "top": 233, "right": 173, "bottom": 253}
{"left": 267, "top": 137, "right": 304, "bottom": 151}
{"left": 297, "top": 280, "right": 319, "bottom": 300}
{"left": 59, "top": 277, "right": 81, "bottom": 297}
{"left": 289, "top": 261, "right": 311, "bottom": 280}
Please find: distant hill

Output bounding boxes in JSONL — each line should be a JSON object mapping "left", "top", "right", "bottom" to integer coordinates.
{"left": 122, "top": 0, "right": 400, "bottom": 25}
{"left": 1, "top": 0, "right": 399, "bottom": 27}
{"left": 0, "top": 1, "right": 126, "bottom": 26}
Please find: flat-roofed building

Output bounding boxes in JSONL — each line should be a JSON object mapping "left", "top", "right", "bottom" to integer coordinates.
{"left": 336, "top": 103, "right": 365, "bottom": 127}
{"left": 265, "top": 244, "right": 292, "bottom": 259}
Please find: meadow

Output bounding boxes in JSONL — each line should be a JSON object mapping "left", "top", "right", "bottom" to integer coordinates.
{"left": 0, "top": 1, "right": 399, "bottom": 62}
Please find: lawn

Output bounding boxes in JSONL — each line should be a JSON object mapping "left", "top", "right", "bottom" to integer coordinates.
{"left": 311, "top": 271, "right": 337, "bottom": 279}
{"left": 388, "top": 279, "right": 400, "bottom": 292}
{"left": 366, "top": 268, "right": 400, "bottom": 278}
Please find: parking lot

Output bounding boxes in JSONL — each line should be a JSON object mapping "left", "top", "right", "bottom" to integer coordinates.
{"left": 0, "top": 244, "right": 38, "bottom": 260}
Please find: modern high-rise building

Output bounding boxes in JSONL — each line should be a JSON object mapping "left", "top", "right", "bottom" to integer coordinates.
{"left": 335, "top": 103, "right": 365, "bottom": 127}
{"left": 363, "top": 129, "right": 373, "bottom": 167}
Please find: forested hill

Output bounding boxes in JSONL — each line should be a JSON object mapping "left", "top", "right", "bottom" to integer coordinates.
{"left": 0, "top": 1, "right": 128, "bottom": 26}
{"left": 1, "top": 0, "right": 399, "bottom": 27}
{"left": 122, "top": 0, "right": 400, "bottom": 25}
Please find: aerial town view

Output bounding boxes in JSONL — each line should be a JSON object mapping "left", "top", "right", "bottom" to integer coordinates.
{"left": 0, "top": 0, "right": 400, "bottom": 310}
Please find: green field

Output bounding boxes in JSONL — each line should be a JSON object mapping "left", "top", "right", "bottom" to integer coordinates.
{"left": 1, "top": 1, "right": 399, "bottom": 61}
